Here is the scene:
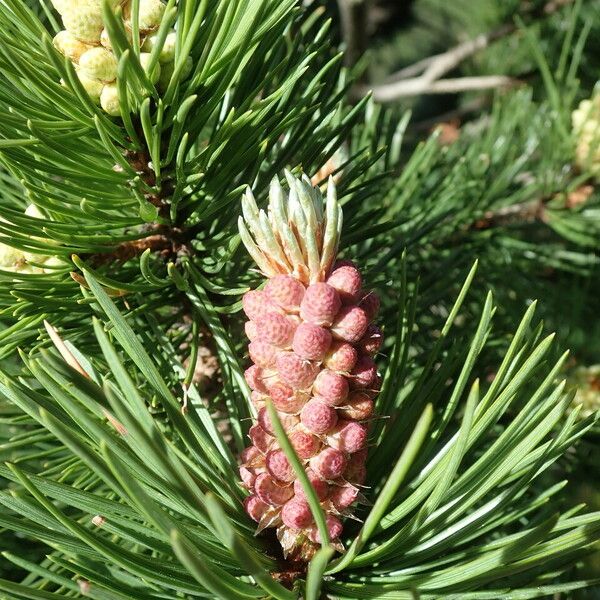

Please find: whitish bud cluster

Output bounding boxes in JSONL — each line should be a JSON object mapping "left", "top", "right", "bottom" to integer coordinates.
{"left": 572, "top": 93, "right": 600, "bottom": 178}
{"left": 51, "top": 0, "right": 192, "bottom": 116}
{"left": 238, "top": 175, "right": 382, "bottom": 560}
{"left": 0, "top": 205, "right": 63, "bottom": 274}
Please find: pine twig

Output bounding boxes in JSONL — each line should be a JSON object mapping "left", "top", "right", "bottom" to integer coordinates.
{"left": 383, "top": 26, "right": 515, "bottom": 85}
{"left": 473, "top": 197, "right": 549, "bottom": 230}
{"left": 359, "top": 0, "right": 575, "bottom": 102}
{"left": 368, "top": 75, "right": 518, "bottom": 102}
{"left": 471, "top": 184, "right": 595, "bottom": 231}
{"left": 409, "top": 96, "right": 491, "bottom": 133}
{"left": 90, "top": 227, "right": 191, "bottom": 265}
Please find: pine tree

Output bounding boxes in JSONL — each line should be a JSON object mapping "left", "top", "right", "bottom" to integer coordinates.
{"left": 0, "top": 1, "right": 599, "bottom": 599}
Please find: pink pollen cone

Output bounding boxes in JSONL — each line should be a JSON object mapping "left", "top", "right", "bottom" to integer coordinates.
{"left": 289, "top": 430, "right": 321, "bottom": 459}
{"left": 292, "top": 322, "right": 332, "bottom": 361}
{"left": 331, "top": 305, "right": 369, "bottom": 343}
{"left": 264, "top": 275, "right": 305, "bottom": 312}
{"left": 250, "top": 391, "right": 267, "bottom": 410}
{"left": 258, "top": 406, "right": 299, "bottom": 436}
{"left": 338, "top": 392, "right": 374, "bottom": 420}
{"left": 276, "top": 352, "right": 319, "bottom": 389}
{"left": 237, "top": 176, "right": 383, "bottom": 556}
{"left": 311, "top": 447, "right": 347, "bottom": 481}
{"left": 326, "top": 420, "right": 368, "bottom": 454}
{"left": 240, "top": 466, "right": 258, "bottom": 489}
{"left": 245, "top": 321, "right": 259, "bottom": 341}
{"left": 357, "top": 324, "right": 383, "bottom": 355}
{"left": 344, "top": 450, "right": 367, "bottom": 485}
{"left": 359, "top": 291, "right": 380, "bottom": 320}
{"left": 257, "top": 312, "right": 296, "bottom": 348}
{"left": 326, "top": 263, "right": 362, "bottom": 304}
{"left": 248, "top": 424, "right": 274, "bottom": 454}
{"left": 307, "top": 515, "right": 343, "bottom": 543}
{"left": 268, "top": 381, "right": 307, "bottom": 413}
{"left": 293, "top": 470, "right": 329, "bottom": 501}
{"left": 244, "top": 495, "right": 269, "bottom": 522}
{"left": 241, "top": 445, "right": 262, "bottom": 464}
{"left": 243, "top": 290, "right": 279, "bottom": 321}
{"left": 300, "top": 283, "right": 341, "bottom": 327}
{"left": 266, "top": 449, "right": 295, "bottom": 483}
{"left": 254, "top": 472, "right": 294, "bottom": 506}
{"left": 244, "top": 365, "right": 268, "bottom": 393}
{"left": 248, "top": 339, "right": 277, "bottom": 368}
{"left": 350, "top": 355, "right": 377, "bottom": 389}
{"left": 281, "top": 497, "right": 314, "bottom": 530}
{"left": 324, "top": 341, "right": 358, "bottom": 373}
{"left": 313, "top": 369, "right": 349, "bottom": 406}
{"left": 330, "top": 484, "right": 359, "bottom": 510}
{"left": 300, "top": 399, "right": 338, "bottom": 434}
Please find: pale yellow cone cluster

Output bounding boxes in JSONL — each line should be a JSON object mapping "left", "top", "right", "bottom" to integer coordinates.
{"left": 572, "top": 94, "right": 600, "bottom": 178}
{"left": 568, "top": 365, "right": 600, "bottom": 419}
{"left": 0, "top": 205, "right": 63, "bottom": 275}
{"left": 52, "top": 0, "right": 190, "bottom": 116}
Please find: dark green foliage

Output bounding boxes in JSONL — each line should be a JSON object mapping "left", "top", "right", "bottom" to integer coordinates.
{"left": 0, "top": 0, "right": 599, "bottom": 597}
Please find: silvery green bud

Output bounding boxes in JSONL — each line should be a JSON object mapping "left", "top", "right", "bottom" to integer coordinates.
{"left": 51, "top": 0, "right": 69, "bottom": 14}
{"left": 572, "top": 96, "right": 600, "bottom": 177}
{"left": 0, "top": 243, "right": 26, "bottom": 270}
{"left": 157, "top": 56, "right": 192, "bottom": 91}
{"left": 42, "top": 256, "right": 67, "bottom": 273}
{"left": 23, "top": 204, "right": 55, "bottom": 263}
{"left": 568, "top": 365, "right": 600, "bottom": 419}
{"left": 24, "top": 204, "right": 44, "bottom": 220}
{"left": 77, "top": 70, "right": 104, "bottom": 104}
{"left": 100, "top": 26, "right": 133, "bottom": 50}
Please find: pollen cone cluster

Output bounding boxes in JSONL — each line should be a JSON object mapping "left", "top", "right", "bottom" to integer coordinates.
{"left": 568, "top": 364, "right": 600, "bottom": 419}
{"left": 238, "top": 174, "right": 382, "bottom": 560}
{"left": 0, "top": 205, "right": 62, "bottom": 275}
{"left": 51, "top": 0, "right": 191, "bottom": 115}
{"left": 572, "top": 92, "right": 600, "bottom": 177}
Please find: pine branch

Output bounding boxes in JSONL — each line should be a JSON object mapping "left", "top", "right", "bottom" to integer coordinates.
{"left": 382, "top": 25, "right": 515, "bottom": 84}
{"left": 89, "top": 227, "right": 191, "bottom": 265}
{"left": 367, "top": 74, "right": 517, "bottom": 101}
{"left": 0, "top": 0, "right": 371, "bottom": 350}
{"left": 473, "top": 197, "right": 549, "bottom": 229}
{"left": 0, "top": 267, "right": 598, "bottom": 598}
